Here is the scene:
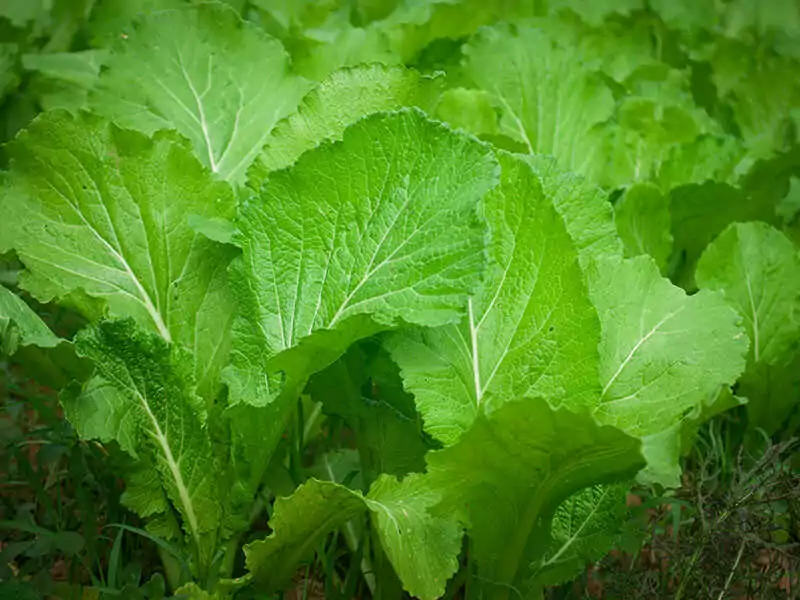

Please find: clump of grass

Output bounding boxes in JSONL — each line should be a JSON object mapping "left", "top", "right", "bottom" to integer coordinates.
{"left": 0, "top": 358, "right": 166, "bottom": 599}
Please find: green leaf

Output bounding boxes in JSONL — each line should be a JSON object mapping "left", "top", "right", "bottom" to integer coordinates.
{"left": 434, "top": 88, "right": 499, "bottom": 137}
{"left": 244, "top": 479, "right": 367, "bottom": 592}
{"left": 549, "top": 0, "right": 643, "bottom": 25}
{"left": 90, "top": 4, "right": 310, "bottom": 184}
{"left": 777, "top": 176, "right": 800, "bottom": 223}
{"left": 463, "top": 25, "right": 614, "bottom": 176}
{"left": 62, "top": 320, "right": 221, "bottom": 555}
{"left": 738, "top": 356, "right": 800, "bottom": 435}
{"left": 388, "top": 152, "right": 602, "bottom": 445}
{"left": 697, "top": 222, "right": 800, "bottom": 366}
{"left": 534, "top": 484, "right": 630, "bottom": 587}
{"left": 668, "top": 182, "right": 778, "bottom": 290}
{"left": 0, "top": 111, "right": 238, "bottom": 401}
{"left": 365, "top": 473, "right": 462, "bottom": 600}
{"left": 696, "top": 222, "right": 800, "bottom": 433}
{"left": 22, "top": 50, "right": 109, "bottom": 112}
{"left": 0, "top": 284, "right": 60, "bottom": 355}
{"left": 307, "top": 343, "right": 429, "bottom": 484}
{"left": 248, "top": 64, "right": 442, "bottom": 187}
{"left": 588, "top": 255, "right": 749, "bottom": 483}
{"left": 226, "top": 109, "right": 498, "bottom": 409}
{"left": 525, "top": 154, "right": 623, "bottom": 267}
{"left": 425, "top": 398, "right": 643, "bottom": 598}
{"left": 655, "top": 134, "right": 747, "bottom": 191}
{"left": 244, "top": 474, "right": 460, "bottom": 600}
{"left": 615, "top": 183, "right": 673, "bottom": 272}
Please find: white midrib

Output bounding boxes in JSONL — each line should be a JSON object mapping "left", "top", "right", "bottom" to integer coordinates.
{"left": 136, "top": 389, "right": 200, "bottom": 544}
{"left": 743, "top": 269, "right": 760, "bottom": 363}
{"left": 468, "top": 299, "right": 483, "bottom": 406}
{"left": 601, "top": 308, "right": 683, "bottom": 398}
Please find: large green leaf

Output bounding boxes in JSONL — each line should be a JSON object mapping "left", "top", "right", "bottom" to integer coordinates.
{"left": 247, "top": 64, "right": 442, "bottom": 188}
{"left": 463, "top": 25, "right": 614, "bottom": 177}
{"left": 90, "top": 4, "right": 310, "bottom": 184}
{"left": 0, "top": 111, "right": 237, "bottom": 401}
{"left": 696, "top": 222, "right": 800, "bottom": 432}
{"left": 226, "top": 109, "right": 498, "bottom": 409}
{"left": 425, "top": 398, "right": 643, "bottom": 599}
{"left": 388, "top": 152, "right": 602, "bottom": 445}
{"left": 591, "top": 255, "right": 748, "bottom": 435}
{"left": 588, "top": 255, "right": 749, "bottom": 484}
{"left": 62, "top": 320, "right": 222, "bottom": 563}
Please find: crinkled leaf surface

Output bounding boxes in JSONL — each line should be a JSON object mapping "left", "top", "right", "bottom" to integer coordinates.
{"left": 615, "top": 182, "right": 673, "bottom": 272}
{"left": 248, "top": 64, "right": 441, "bottom": 187}
{"left": 62, "top": 320, "right": 221, "bottom": 551}
{"left": 226, "top": 109, "right": 497, "bottom": 408}
{"left": 0, "top": 111, "right": 238, "bottom": 401}
{"left": 525, "top": 154, "right": 622, "bottom": 267}
{"left": 534, "top": 484, "right": 630, "bottom": 587}
{"left": 388, "top": 152, "right": 601, "bottom": 445}
{"left": 463, "top": 25, "right": 614, "bottom": 176}
{"left": 91, "top": 4, "right": 310, "bottom": 184}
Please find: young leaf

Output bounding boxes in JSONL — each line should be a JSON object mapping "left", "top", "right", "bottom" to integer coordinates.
{"left": 388, "top": 152, "right": 602, "bottom": 445}
{"left": 62, "top": 320, "right": 222, "bottom": 553}
{"left": 248, "top": 64, "right": 442, "bottom": 187}
{"left": 22, "top": 49, "right": 109, "bottom": 112}
{"left": 244, "top": 479, "right": 368, "bottom": 592}
{"left": 615, "top": 182, "right": 673, "bottom": 272}
{"left": 226, "top": 109, "right": 498, "bottom": 408}
{"left": 90, "top": 4, "right": 310, "bottom": 184}
{"left": 0, "top": 111, "right": 238, "bottom": 400}
{"left": 365, "top": 474, "right": 462, "bottom": 600}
